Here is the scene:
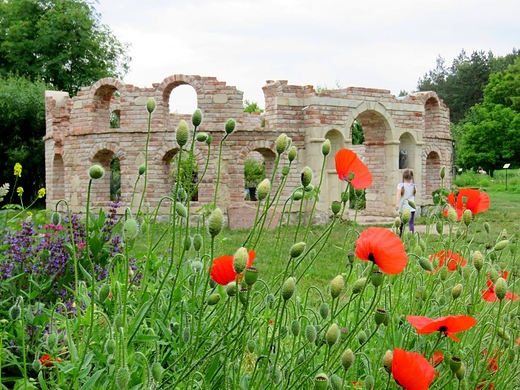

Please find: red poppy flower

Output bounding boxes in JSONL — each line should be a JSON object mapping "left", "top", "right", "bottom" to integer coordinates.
{"left": 428, "top": 250, "right": 467, "bottom": 271}
{"left": 355, "top": 227, "right": 408, "bottom": 274}
{"left": 482, "top": 271, "right": 518, "bottom": 302}
{"left": 406, "top": 315, "right": 476, "bottom": 342}
{"left": 335, "top": 149, "right": 373, "bottom": 189}
{"left": 39, "top": 354, "right": 61, "bottom": 367}
{"left": 444, "top": 188, "right": 490, "bottom": 220}
{"left": 210, "top": 250, "right": 256, "bottom": 285}
{"left": 392, "top": 348, "right": 435, "bottom": 390}
{"left": 431, "top": 351, "right": 444, "bottom": 367}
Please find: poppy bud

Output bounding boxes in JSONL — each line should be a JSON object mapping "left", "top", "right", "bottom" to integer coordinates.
{"left": 321, "top": 139, "right": 331, "bottom": 156}
{"left": 191, "top": 260, "right": 203, "bottom": 273}
{"left": 138, "top": 164, "right": 146, "bottom": 176}
{"left": 247, "top": 339, "right": 256, "bottom": 353}
{"left": 224, "top": 118, "right": 236, "bottom": 134}
{"left": 341, "top": 348, "right": 354, "bottom": 371}
{"left": 495, "top": 277, "right": 507, "bottom": 300}
{"left": 281, "top": 166, "right": 290, "bottom": 176}
{"left": 123, "top": 218, "right": 139, "bottom": 241}
{"left": 455, "top": 363, "right": 466, "bottom": 380}
{"left": 330, "top": 275, "right": 344, "bottom": 299}
{"left": 290, "top": 242, "right": 306, "bottom": 258}
{"left": 89, "top": 164, "right": 105, "bottom": 180}
{"left": 257, "top": 178, "right": 271, "bottom": 201}
{"left": 282, "top": 277, "right": 296, "bottom": 300}
{"left": 462, "top": 209, "right": 472, "bottom": 226}
{"left": 305, "top": 184, "right": 315, "bottom": 192}
{"left": 450, "top": 357, "right": 462, "bottom": 373}
{"left": 452, "top": 283, "right": 463, "bottom": 299}
{"left": 233, "top": 247, "right": 249, "bottom": 274}
{"left": 440, "top": 166, "right": 446, "bottom": 179}
{"left": 382, "top": 350, "right": 393, "bottom": 373}
{"left": 32, "top": 358, "right": 42, "bottom": 372}
{"left": 292, "top": 189, "right": 304, "bottom": 201}
{"left": 489, "top": 268, "right": 499, "bottom": 283}
{"left": 358, "top": 330, "right": 367, "bottom": 345}
{"left": 193, "top": 233, "right": 203, "bottom": 251}
{"left": 331, "top": 201, "right": 342, "bottom": 215}
{"left": 176, "top": 120, "right": 189, "bottom": 147}
{"left": 105, "top": 338, "right": 116, "bottom": 354}
{"left": 494, "top": 240, "right": 509, "bottom": 251}
{"left": 394, "top": 216, "right": 401, "bottom": 228}
{"left": 182, "top": 326, "right": 191, "bottom": 343}
{"left": 290, "top": 320, "right": 301, "bottom": 337}
{"left": 191, "top": 108, "right": 202, "bottom": 127}
{"left": 99, "top": 284, "right": 110, "bottom": 303}
{"left": 330, "top": 374, "right": 343, "bottom": 390}
{"left": 436, "top": 221, "right": 444, "bottom": 235}
{"left": 497, "top": 327, "right": 510, "bottom": 341}
{"left": 175, "top": 203, "right": 187, "bottom": 218}
{"left": 472, "top": 251, "right": 483, "bottom": 271}
{"left": 375, "top": 308, "right": 387, "bottom": 326}
{"left": 319, "top": 303, "right": 329, "bottom": 320}
{"left": 301, "top": 166, "right": 313, "bottom": 188}
{"left": 196, "top": 132, "right": 208, "bottom": 142}
{"left": 207, "top": 293, "right": 221, "bottom": 306}
{"left": 341, "top": 189, "right": 350, "bottom": 203}
{"left": 413, "top": 246, "right": 423, "bottom": 257}
{"left": 447, "top": 207, "right": 458, "bottom": 223}
{"left": 208, "top": 208, "right": 223, "bottom": 237}
{"left": 226, "top": 281, "right": 237, "bottom": 297}
{"left": 288, "top": 146, "right": 297, "bottom": 162}
{"left": 483, "top": 221, "right": 491, "bottom": 233}
{"left": 370, "top": 270, "right": 384, "bottom": 287}
{"left": 401, "top": 208, "right": 411, "bottom": 224}
{"left": 8, "top": 303, "right": 21, "bottom": 321}
{"left": 352, "top": 277, "right": 366, "bottom": 294}
{"left": 305, "top": 324, "right": 317, "bottom": 343}
{"left": 275, "top": 133, "right": 289, "bottom": 155}
{"left": 151, "top": 362, "right": 163, "bottom": 382}
{"left": 364, "top": 375, "right": 374, "bottom": 390}
{"left": 146, "top": 97, "right": 156, "bottom": 113}
{"left": 325, "top": 323, "right": 340, "bottom": 346}
{"left": 408, "top": 200, "right": 416, "bottom": 209}
{"left": 206, "top": 134, "right": 213, "bottom": 145}
{"left": 440, "top": 266, "right": 448, "bottom": 281}
{"left": 51, "top": 211, "right": 61, "bottom": 226}
{"left": 244, "top": 267, "right": 259, "bottom": 286}
{"left": 419, "top": 257, "right": 434, "bottom": 272}
{"left": 347, "top": 252, "right": 356, "bottom": 266}
{"left": 116, "top": 366, "right": 131, "bottom": 390}
{"left": 314, "top": 373, "right": 329, "bottom": 390}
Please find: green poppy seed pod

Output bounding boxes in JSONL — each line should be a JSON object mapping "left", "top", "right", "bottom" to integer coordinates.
{"left": 440, "top": 166, "right": 446, "bottom": 179}
{"left": 325, "top": 324, "right": 340, "bottom": 346}
{"left": 176, "top": 120, "right": 190, "bottom": 147}
{"left": 226, "top": 281, "right": 237, "bottom": 297}
{"left": 290, "top": 320, "right": 301, "bottom": 337}
{"left": 352, "top": 277, "right": 367, "bottom": 294}
{"left": 282, "top": 277, "right": 296, "bottom": 300}
{"left": 281, "top": 166, "right": 290, "bottom": 176}
{"left": 341, "top": 348, "right": 354, "bottom": 371}
{"left": 330, "top": 275, "right": 344, "bottom": 299}
{"left": 32, "top": 358, "right": 42, "bottom": 372}
{"left": 383, "top": 350, "right": 393, "bottom": 374}
{"left": 449, "top": 357, "right": 462, "bottom": 374}
{"left": 394, "top": 216, "right": 401, "bottom": 228}
{"left": 447, "top": 207, "right": 458, "bottom": 223}
{"left": 239, "top": 288, "right": 248, "bottom": 305}
{"left": 8, "top": 304, "right": 21, "bottom": 321}
{"left": 89, "top": 164, "right": 105, "bottom": 180}
{"left": 208, "top": 208, "right": 223, "bottom": 237}
{"left": 51, "top": 211, "right": 61, "bottom": 226}
{"left": 46, "top": 333, "right": 57, "bottom": 351}
{"left": 292, "top": 189, "right": 304, "bottom": 201}
{"left": 408, "top": 199, "right": 416, "bottom": 209}
{"left": 99, "top": 284, "right": 110, "bottom": 303}
{"left": 123, "top": 218, "right": 139, "bottom": 241}
{"left": 275, "top": 133, "right": 289, "bottom": 155}
{"left": 301, "top": 166, "right": 313, "bottom": 188}
{"left": 247, "top": 339, "right": 256, "bottom": 353}
{"left": 182, "top": 325, "right": 191, "bottom": 343}
{"left": 364, "top": 375, "right": 374, "bottom": 390}
{"left": 497, "top": 327, "right": 510, "bottom": 341}
{"left": 191, "top": 108, "right": 202, "bottom": 127}
{"left": 116, "top": 366, "right": 131, "bottom": 390}
{"left": 257, "top": 178, "right": 271, "bottom": 201}
{"left": 192, "top": 234, "right": 203, "bottom": 251}
{"left": 175, "top": 203, "right": 187, "bottom": 218}
{"left": 401, "top": 208, "right": 411, "bottom": 224}
{"left": 305, "top": 183, "right": 315, "bottom": 192}
{"left": 494, "top": 240, "right": 509, "bottom": 251}
{"left": 472, "top": 251, "right": 484, "bottom": 271}
{"left": 146, "top": 97, "right": 156, "bottom": 113}
{"left": 314, "top": 373, "right": 329, "bottom": 390}
{"left": 305, "top": 324, "right": 317, "bottom": 343}
{"left": 244, "top": 267, "right": 259, "bottom": 286}
{"left": 107, "top": 355, "right": 116, "bottom": 365}
{"left": 462, "top": 209, "right": 472, "bottom": 226}
{"left": 331, "top": 201, "right": 341, "bottom": 215}
{"left": 357, "top": 330, "right": 367, "bottom": 345}
{"left": 321, "top": 139, "right": 331, "bottom": 156}
{"left": 375, "top": 308, "right": 387, "bottom": 326}
{"left": 371, "top": 270, "right": 384, "bottom": 287}
{"left": 419, "top": 257, "right": 434, "bottom": 272}
{"left": 196, "top": 132, "right": 208, "bottom": 142}
{"left": 138, "top": 164, "right": 146, "bottom": 176}
{"left": 452, "top": 283, "right": 463, "bottom": 299}
{"left": 207, "top": 293, "right": 221, "bottom": 306}
{"left": 290, "top": 242, "right": 306, "bottom": 258}
{"left": 456, "top": 363, "right": 466, "bottom": 380}
{"left": 341, "top": 189, "right": 350, "bottom": 203}
{"left": 436, "top": 221, "right": 444, "bottom": 235}
{"left": 183, "top": 236, "right": 192, "bottom": 251}
{"left": 495, "top": 277, "right": 507, "bottom": 300}
{"left": 347, "top": 251, "right": 356, "bottom": 266}
{"left": 105, "top": 338, "right": 116, "bottom": 355}
{"left": 233, "top": 246, "right": 249, "bottom": 274}
{"left": 319, "top": 302, "right": 329, "bottom": 320}
{"left": 288, "top": 146, "right": 297, "bottom": 162}
{"left": 225, "top": 118, "right": 236, "bottom": 134}
{"left": 330, "top": 374, "right": 343, "bottom": 390}
{"left": 151, "top": 362, "right": 163, "bottom": 382}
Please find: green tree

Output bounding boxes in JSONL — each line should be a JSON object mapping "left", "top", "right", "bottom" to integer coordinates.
{"left": 0, "top": 76, "right": 47, "bottom": 204}
{"left": 243, "top": 100, "right": 264, "bottom": 113}
{"left": 0, "top": 0, "right": 130, "bottom": 95}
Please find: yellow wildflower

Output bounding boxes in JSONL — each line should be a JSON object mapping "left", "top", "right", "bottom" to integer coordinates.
{"left": 14, "top": 163, "right": 22, "bottom": 177}
{"left": 17, "top": 187, "right": 24, "bottom": 197}
{"left": 38, "top": 188, "right": 46, "bottom": 198}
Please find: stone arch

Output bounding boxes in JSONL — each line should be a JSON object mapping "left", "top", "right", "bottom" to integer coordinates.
{"left": 423, "top": 146, "right": 442, "bottom": 203}
{"left": 154, "top": 75, "right": 204, "bottom": 118}
{"left": 398, "top": 132, "right": 416, "bottom": 170}
{"left": 424, "top": 94, "right": 441, "bottom": 138}
{"left": 89, "top": 148, "right": 118, "bottom": 206}
{"left": 89, "top": 78, "right": 126, "bottom": 130}
{"left": 345, "top": 101, "right": 396, "bottom": 142}
{"left": 51, "top": 154, "right": 65, "bottom": 205}
{"left": 238, "top": 141, "right": 276, "bottom": 196}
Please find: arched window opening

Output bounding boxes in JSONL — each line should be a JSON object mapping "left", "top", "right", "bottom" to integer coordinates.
{"left": 169, "top": 150, "right": 199, "bottom": 202}
{"left": 110, "top": 156, "right": 121, "bottom": 201}
{"left": 110, "top": 110, "right": 120, "bottom": 129}
{"left": 351, "top": 120, "right": 365, "bottom": 145}
{"left": 398, "top": 133, "right": 415, "bottom": 170}
{"left": 169, "top": 84, "right": 198, "bottom": 115}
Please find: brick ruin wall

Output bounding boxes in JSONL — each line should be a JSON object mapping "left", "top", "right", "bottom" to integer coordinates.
{"left": 44, "top": 75, "right": 452, "bottom": 228}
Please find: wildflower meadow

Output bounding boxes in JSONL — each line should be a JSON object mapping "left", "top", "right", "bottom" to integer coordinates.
{"left": 1, "top": 100, "right": 519, "bottom": 390}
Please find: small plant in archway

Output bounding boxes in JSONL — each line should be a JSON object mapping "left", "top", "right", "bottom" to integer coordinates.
{"left": 171, "top": 151, "right": 198, "bottom": 201}
{"left": 244, "top": 157, "right": 265, "bottom": 201}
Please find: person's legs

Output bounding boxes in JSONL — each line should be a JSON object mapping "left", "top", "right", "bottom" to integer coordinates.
{"left": 409, "top": 211, "right": 415, "bottom": 233}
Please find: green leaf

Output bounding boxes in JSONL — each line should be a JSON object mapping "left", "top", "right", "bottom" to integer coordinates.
{"left": 79, "top": 369, "right": 105, "bottom": 390}
{"left": 205, "top": 354, "right": 221, "bottom": 384}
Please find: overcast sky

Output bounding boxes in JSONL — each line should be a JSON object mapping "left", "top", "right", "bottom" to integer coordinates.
{"left": 96, "top": 0, "right": 520, "bottom": 112}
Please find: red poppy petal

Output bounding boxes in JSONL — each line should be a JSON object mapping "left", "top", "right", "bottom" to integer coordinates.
{"left": 392, "top": 348, "right": 435, "bottom": 390}
{"left": 247, "top": 250, "right": 256, "bottom": 268}
{"left": 407, "top": 315, "right": 434, "bottom": 331}
{"left": 432, "top": 351, "right": 444, "bottom": 367}
{"left": 417, "top": 316, "right": 476, "bottom": 338}
{"left": 355, "top": 227, "right": 407, "bottom": 274}
{"left": 482, "top": 289, "right": 497, "bottom": 302}
{"left": 210, "top": 255, "right": 236, "bottom": 285}
{"left": 458, "top": 188, "right": 491, "bottom": 215}
{"left": 335, "top": 149, "right": 373, "bottom": 189}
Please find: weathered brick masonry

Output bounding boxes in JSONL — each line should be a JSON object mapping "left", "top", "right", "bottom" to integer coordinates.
{"left": 44, "top": 75, "right": 452, "bottom": 228}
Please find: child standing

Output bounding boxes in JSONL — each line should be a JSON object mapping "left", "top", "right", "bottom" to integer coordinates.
{"left": 395, "top": 169, "right": 417, "bottom": 237}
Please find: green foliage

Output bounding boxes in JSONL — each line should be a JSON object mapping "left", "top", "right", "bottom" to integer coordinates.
{"left": 351, "top": 120, "right": 365, "bottom": 145}
{"left": 0, "top": 0, "right": 130, "bottom": 95}
{"left": 243, "top": 100, "right": 264, "bottom": 113}
{"left": 244, "top": 157, "right": 265, "bottom": 188}
{"left": 171, "top": 151, "right": 198, "bottom": 201}
{"left": 110, "top": 157, "right": 121, "bottom": 201}
{"left": 0, "top": 76, "right": 47, "bottom": 204}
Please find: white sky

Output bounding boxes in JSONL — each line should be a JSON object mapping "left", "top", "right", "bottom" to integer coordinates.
{"left": 96, "top": 0, "right": 520, "bottom": 113}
